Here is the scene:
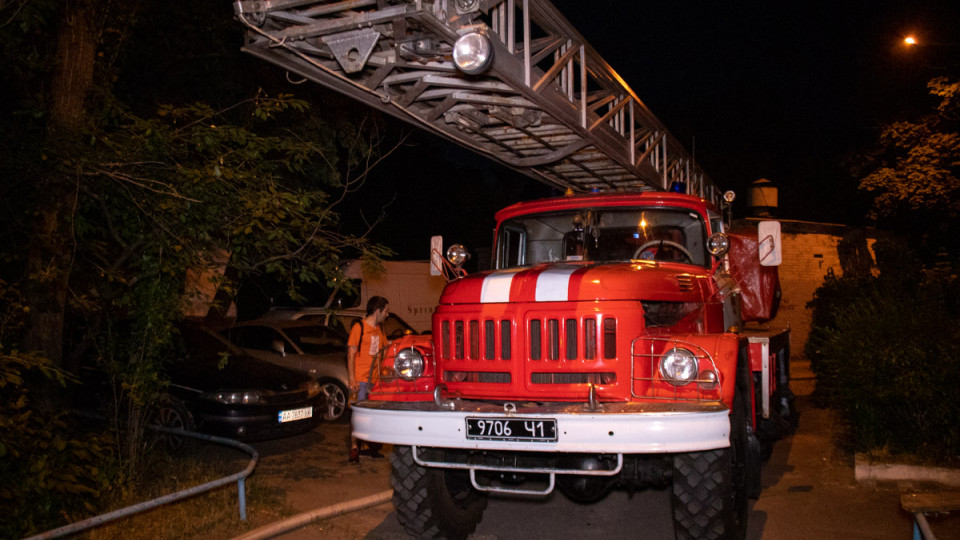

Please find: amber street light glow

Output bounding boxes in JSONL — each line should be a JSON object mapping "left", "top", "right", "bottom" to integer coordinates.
{"left": 904, "top": 36, "right": 917, "bottom": 45}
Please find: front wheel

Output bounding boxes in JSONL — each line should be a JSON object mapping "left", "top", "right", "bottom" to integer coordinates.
{"left": 316, "top": 378, "right": 349, "bottom": 423}
{"left": 672, "top": 448, "right": 736, "bottom": 540}
{"left": 390, "top": 446, "right": 487, "bottom": 540}
{"left": 673, "top": 379, "right": 750, "bottom": 540}
{"left": 148, "top": 396, "right": 195, "bottom": 452}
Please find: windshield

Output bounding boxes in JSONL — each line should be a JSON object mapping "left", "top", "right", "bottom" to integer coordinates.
{"left": 496, "top": 207, "right": 709, "bottom": 268}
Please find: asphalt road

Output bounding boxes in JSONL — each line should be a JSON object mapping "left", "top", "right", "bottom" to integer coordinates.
{"left": 248, "top": 362, "right": 946, "bottom": 540}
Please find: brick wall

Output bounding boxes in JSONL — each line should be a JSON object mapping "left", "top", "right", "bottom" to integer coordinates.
{"left": 745, "top": 220, "right": 876, "bottom": 357}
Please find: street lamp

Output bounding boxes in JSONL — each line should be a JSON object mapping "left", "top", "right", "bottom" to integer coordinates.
{"left": 902, "top": 35, "right": 960, "bottom": 48}
{"left": 900, "top": 34, "right": 959, "bottom": 72}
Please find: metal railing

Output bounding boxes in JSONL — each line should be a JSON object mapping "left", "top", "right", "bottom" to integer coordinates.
{"left": 901, "top": 491, "right": 960, "bottom": 540}
{"left": 25, "top": 426, "right": 259, "bottom": 540}
{"left": 630, "top": 336, "right": 723, "bottom": 402}
{"left": 910, "top": 513, "right": 936, "bottom": 540}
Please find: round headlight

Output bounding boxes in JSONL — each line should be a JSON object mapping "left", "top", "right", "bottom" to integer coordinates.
{"left": 394, "top": 348, "right": 425, "bottom": 381}
{"left": 446, "top": 244, "right": 470, "bottom": 267}
{"left": 707, "top": 232, "right": 730, "bottom": 257}
{"left": 453, "top": 32, "right": 493, "bottom": 74}
{"left": 659, "top": 348, "right": 699, "bottom": 386}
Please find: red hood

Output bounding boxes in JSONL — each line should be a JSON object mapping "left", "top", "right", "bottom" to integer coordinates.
{"left": 440, "top": 262, "right": 707, "bottom": 305}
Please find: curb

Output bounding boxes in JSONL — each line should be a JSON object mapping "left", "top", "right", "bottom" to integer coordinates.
{"left": 855, "top": 454, "right": 960, "bottom": 486}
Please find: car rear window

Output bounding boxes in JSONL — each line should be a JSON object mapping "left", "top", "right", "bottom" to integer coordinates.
{"left": 284, "top": 326, "right": 345, "bottom": 354}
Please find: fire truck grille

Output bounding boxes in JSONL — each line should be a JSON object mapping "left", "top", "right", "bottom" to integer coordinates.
{"left": 531, "top": 372, "right": 616, "bottom": 384}
{"left": 444, "top": 371, "right": 511, "bottom": 383}
{"left": 439, "top": 317, "right": 618, "bottom": 363}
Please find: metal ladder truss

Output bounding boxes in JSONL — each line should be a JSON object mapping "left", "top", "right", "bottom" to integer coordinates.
{"left": 233, "top": 0, "right": 719, "bottom": 201}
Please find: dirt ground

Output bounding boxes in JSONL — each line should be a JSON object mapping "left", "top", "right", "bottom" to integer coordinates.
{"left": 250, "top": 422, "right": 397, "bottom": 539}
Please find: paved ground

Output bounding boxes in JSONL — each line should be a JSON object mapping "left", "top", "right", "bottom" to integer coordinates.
{"left": 248, "top": 358, "right": 959, "bottom": 539}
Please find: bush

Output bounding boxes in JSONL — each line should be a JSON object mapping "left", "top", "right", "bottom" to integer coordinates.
{"left": 806, "top": 244, "right": 960, "bottom": 460}
{"left": 0, "top": 352, "right": 113, "bottom": 538}
{"left": 0, "top": 279, "right": 113, "bottom": 537}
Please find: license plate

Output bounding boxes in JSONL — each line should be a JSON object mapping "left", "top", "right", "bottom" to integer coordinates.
{"left": 466, "top": 417, "right": 557, "bottom": 442}
{"left": 278, "top": 406, "right": 313, "bottom": 423}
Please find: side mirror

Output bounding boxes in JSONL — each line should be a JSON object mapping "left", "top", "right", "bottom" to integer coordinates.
{"left": 758, "top": 221, "right": 782, "bottom": 266}
{"left": 430, "top": 235, "right": 443, "bottom": 276}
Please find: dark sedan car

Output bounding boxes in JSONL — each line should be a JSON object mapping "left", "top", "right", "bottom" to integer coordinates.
{"left": 80, "top": 324, "right": 324, "bottom": 445}
{"left": 161, "top": 324, "right": 324, "bottom": 441}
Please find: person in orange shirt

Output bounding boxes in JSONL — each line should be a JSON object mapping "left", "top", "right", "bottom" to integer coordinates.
{"left": 347, "top": 295, "right": 389, "bottom": 463}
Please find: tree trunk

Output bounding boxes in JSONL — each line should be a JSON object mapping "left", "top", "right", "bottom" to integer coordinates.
{"left": 23, "top": 0, "right": 97, "bottom": 369}
{"left": 49, "top": 0, "right": 97, "bottom": 131}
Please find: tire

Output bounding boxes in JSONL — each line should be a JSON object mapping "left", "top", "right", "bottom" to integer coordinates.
{"left": 672, "top": 377, "right": 749, "bottom": 540}
{"left": 672, "top": 448, "right": 734, "bottom": 540}
{"left": 317, "top": 378, "right": 349, "bottom": 423}
{"left": 148, "top": 396, "right": 195, "bottom": 452}
{"left": 390, "top": 446, "right": 487, "bottom": 540}
{"left": 729, "top": 383, "right": 750, "bottom": 538}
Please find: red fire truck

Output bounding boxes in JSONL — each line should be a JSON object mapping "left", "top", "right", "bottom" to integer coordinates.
{"left": 354, "top": 190, "right": 792, "bottom": 539}
{"left": 233, "top": 1, "right": 794, "bottom": 538}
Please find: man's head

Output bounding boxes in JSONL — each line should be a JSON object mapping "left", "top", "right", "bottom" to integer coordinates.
{"left": 366, "top": 295, "right": 390, "bottom": 324}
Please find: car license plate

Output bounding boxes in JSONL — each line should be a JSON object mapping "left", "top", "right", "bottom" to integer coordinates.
{"left": 278, "top": 406, "right": 313, "bottom": 423}
{"left": 466, "top": 417, "right": 557, "bottom": 442}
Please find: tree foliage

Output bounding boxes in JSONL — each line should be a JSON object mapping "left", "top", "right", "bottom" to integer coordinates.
{"left": 857, "top": 77, "right": 960, "bottom": 261}
{"left": 0, "top": 0, "right": 398, "bottom": 525}
{"left": 0, "top": 280, "right": 110, "bottom": 538}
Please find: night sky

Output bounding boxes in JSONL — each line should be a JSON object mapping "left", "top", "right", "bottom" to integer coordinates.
{"left": 350, "top": 1, "right": 960, "bottom": 260}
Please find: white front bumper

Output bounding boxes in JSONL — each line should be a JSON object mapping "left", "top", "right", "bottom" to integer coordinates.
{"left": 352, "top": 401, "right": 730, "bottom": 454}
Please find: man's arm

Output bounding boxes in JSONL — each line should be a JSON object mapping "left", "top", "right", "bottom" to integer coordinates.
{"left": 347, "top": 345, "right": 358, "bottom": 391}
{"left": 347, "top": 322, "right": 362, "bottom": 391}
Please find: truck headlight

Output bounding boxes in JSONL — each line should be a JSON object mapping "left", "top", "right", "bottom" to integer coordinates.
{"left": 453, "top": 32, "right": 493, "bottom": 74}
{"left": 659, "top": 348, "right": 699, "bottom": 386}
{"left": 395, "top": 348, "right": 425, "bottom": 381}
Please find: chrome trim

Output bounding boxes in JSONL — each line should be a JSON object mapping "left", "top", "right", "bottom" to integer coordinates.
{"left": 470, "top": 469, "right": 554, "bottom": 495}
{"left": 432, "top": 383, "right": 454, "bottom": 410}
{"left": 413, "top": 445, "right": 623, "bottom": 476}
{"left": 586, "top": 383, "right": 600, "bottom": 411}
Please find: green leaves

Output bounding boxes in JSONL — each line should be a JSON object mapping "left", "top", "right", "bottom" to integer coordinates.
{"left": 74, "top": 90, "right": 391, "bottom": 321}
{"left": 856, "top": 77, "right": 960, "bottom": 268}
{"left": 858, "top": 77, "right": 960, "bottom": 224}
{"left": 0, "top": 347, "right": 110, "bottom": 538}
{"left": 805, "top": 243, "right": 960, "bottom": 461}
